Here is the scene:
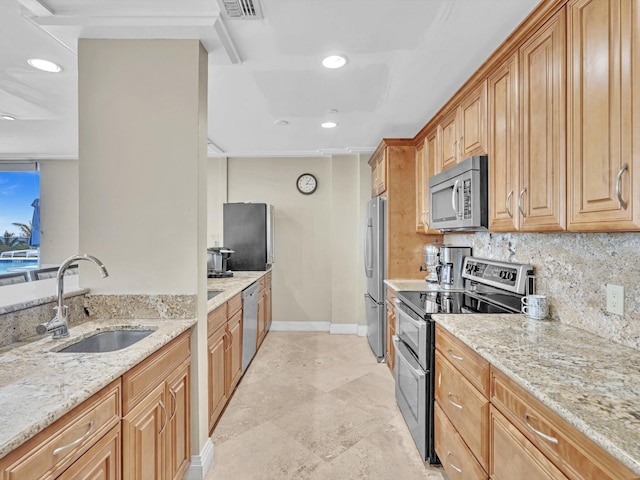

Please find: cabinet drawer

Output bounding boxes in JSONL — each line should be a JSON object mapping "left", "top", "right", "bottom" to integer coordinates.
{"left": 258, "top": 275, "right": 266, "bottom": 292}
{"left": 265, "top": 271, "right": 272, "bottom": 285}
{"left": 436, "top": 324, "right": 489, "bottom": 395}
{"left": 122, "top": 331, "right": 191, "bottom": 415}
{"left": 207, "top": 304, "right": 226, "bottom": 336}
{"left": 386, "top": 287, "right": 397, "bottom": 304}
{"left": 0, "top": 380, "right": 121, "bottom": 480}
{"left": 490, "top": 406, "right": 568, "bottom": 480}
{"left": 491, "top": 367, "right": 637, "bottom": 480}
{"left": 435, "top": 403, "right": 487, "bottom": 480}
{"left": 57, "top": 423, "right": 121, "bottom": 480}
{"left": 227, "top": 293, "right": 242, "bottom": 318}
{"left": 435, "top": 351, "right": 490, "bottom": 470}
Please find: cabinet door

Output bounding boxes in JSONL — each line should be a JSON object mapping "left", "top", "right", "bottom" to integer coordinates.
{"left": 488, "top": 53, "right": 519, "bottom": 231}
{"left": 490, "top": 407, "right": 568, "bottom": 480}
{"left": 208, "top": 325, "right": 228, "bottom": 432}
{"left": 415, "top": 142, "right": 427, "bottom": 233}
{"left": 567, "top": 0, "right": 639, "bottom": 230}
{"left": 265, "top": 284, "right": 272, "bottom": 330}
{"left": 166, "top": 363, "right": 191, "bottom": 480}
{"left": 257, "top": 290, "right": 266, "bottom": 349}
{"left": 519, "top": 8, "right": 567, "bottom": 231}
{"left": 439, "top": 109, "right": 458, "bottom": 172}
{"left": 227, "top": 310, "right": 243, "bottom": 392}
{"left": 58, "top": 424, "right": 121, "bottom": 480}
{"left": 122, "top": 383, "right": 165, "bottom": 480}
{"left": 377, "top": 150, "right": 387, "bottom": 195}
{"left": 385, "top": 301, "right": 395, "bottom": 373}
{"left": 459, "top": 81, "right": 487, "bottom": 158}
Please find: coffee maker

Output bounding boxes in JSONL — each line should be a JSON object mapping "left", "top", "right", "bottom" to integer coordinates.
{"left": 421, "top": 241, "right": 471, "bottom": 290}
{"left": 207, "top": 247, "right": 234, "bottom": 278}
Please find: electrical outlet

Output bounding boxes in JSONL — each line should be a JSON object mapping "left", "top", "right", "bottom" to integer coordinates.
{"left": 606, "top": 284, "right": 624, "bottom": 316}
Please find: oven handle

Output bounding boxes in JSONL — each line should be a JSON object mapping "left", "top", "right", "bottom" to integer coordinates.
{"left": 392, "top": 335, "right": 425, "bottom": 377}
{"left": 394, "top": 299, "right": 425, "bottom": 332}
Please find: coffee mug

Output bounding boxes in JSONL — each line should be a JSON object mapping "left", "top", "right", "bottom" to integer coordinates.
{"left": 521, "top": 295, "right": 549, "bottom": 320}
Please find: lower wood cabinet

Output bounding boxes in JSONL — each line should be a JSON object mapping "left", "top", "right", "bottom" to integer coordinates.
{"left": 208, "top": 322, "right": 228, "bottom": 432}
{"left": 57, "top": 424, "right": 122, "bottom": 480}
{"left": 122, "top": 332, "right": 191, "bottom": 480}
{"left": 385, "top": 287, "right": 397, "bottom": 373}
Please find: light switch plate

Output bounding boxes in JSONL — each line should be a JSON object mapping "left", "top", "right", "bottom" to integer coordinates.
{"left": 606, "top": 284, "right": 624, "bottom": 316}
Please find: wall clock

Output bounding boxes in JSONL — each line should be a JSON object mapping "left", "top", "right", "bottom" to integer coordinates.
{"left": 296, "top": 173, "right": 318, "bottom": 195}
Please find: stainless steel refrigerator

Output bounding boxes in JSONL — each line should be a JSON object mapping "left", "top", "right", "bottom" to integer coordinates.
{"left": 223, "top": 203, "right": 275, "bottom": 271}
{"left": 364, "top": 196, "right": 386, "bottom": 361}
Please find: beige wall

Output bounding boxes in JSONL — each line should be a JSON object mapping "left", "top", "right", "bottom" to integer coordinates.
{"left": 212, "top": 155, "right": 370, "bottom": 329}
{"left": 206, "top": 157, "right": 227, "bottom": 248}
{"left": 78, "top": 39, "right": 210, "bottom": 456}
{"left": 39, "top": 160, "right": 79, "bottom": 264}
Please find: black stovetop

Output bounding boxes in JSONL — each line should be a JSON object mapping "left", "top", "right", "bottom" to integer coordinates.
{"left": 396, "top": 289, "right": 521, "bottom": 319}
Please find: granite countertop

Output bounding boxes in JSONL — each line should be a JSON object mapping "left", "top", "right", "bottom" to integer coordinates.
{"left": 0, "top": 317, "right": 196, "bottom": 460}
{"left": 0, "top": 276, "right": 88, "bottom": 315}
{"left": 432, "top": 313, "right": 640, "bottom": 475}
{"left": 206, "top": 270, "right": 270, "bottom": 312}
{"left": 384, "top": 279, "right": 462, "bottom": 292}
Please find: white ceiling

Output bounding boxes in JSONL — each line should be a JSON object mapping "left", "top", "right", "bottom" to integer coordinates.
{"left": 0, "top": 0, "right": 541, "bottom": 160}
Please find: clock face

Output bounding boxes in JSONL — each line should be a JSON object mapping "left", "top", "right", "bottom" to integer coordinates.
{"left": 297, "top": 173, "right": 318, "bottom": 194}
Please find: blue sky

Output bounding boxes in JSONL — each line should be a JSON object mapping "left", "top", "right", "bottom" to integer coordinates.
{"left": 0, "top": 172, "right": 40, "bottom": 236}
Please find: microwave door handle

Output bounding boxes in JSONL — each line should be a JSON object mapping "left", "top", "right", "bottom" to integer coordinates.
{"left": 451, "top": 179, "right": 460, "bottom": 216}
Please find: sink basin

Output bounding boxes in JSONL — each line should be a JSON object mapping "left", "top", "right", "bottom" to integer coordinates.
{"left": 207, "top": 290, "right": 223, "bottom": 300}
{"left": 56, "top": 330, "right": 154, "bottom": 353}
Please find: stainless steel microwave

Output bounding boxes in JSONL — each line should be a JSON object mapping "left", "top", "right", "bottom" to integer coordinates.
{"left": 428, "top": 156, "right": 488, "bottom": 231}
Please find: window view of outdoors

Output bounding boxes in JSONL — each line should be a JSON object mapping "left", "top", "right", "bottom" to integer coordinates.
{"left": 0, "top": 171, "right": 40, "bottom": 275}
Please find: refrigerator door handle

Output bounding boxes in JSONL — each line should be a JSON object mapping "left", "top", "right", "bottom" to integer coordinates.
{"left": 364, "top": 218, "right": 373, "bottom": 277}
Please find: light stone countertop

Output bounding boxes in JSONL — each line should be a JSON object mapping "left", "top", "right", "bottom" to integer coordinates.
{"left": 0, "top": 317, "right": 195, "bottom": 460}
{"left": 432, "top": 313, "right": 640, "bottom": 475}
{"left": 384, "top": 279, "right": 461, "bottom": 292}
{"left": 206, "top": 270, "right": 270, "bottom": 312}
{"left": 0, "top": 276, "right": 88, "bottom": 315}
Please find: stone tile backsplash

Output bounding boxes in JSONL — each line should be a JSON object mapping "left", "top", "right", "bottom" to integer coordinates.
{"left": 446, "top": 232, "right": 640, "bottom": 350}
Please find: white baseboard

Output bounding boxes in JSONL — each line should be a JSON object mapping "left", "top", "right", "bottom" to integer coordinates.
{"left": 329, "top": 323, "right": 358, "bottom": 334}
{"left": 270, "top": 321, "right": 330, "bottom": 332}
{"left": 185, "top": 438, "right": 214, "bottom": 480}
{"left": 357, "top": 325, "right": 368, "bottom": 337}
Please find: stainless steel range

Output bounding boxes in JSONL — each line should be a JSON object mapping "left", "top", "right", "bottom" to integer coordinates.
{"left": 393, "top": 257, "right": 533, "bottom": 463}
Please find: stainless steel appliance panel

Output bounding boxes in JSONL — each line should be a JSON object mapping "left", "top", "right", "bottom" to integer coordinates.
{"left": 365, "top": 293, "right": 385, "bottom": 361}
{"left": 241, "top": 282, "right": 259, "bottom": 372}
{"left": 364, "top": 197, "right": 385, "bottom": 303}
{"left": 224, "top": 203, "right": 274, "bottom": 271}
{"left": 394, "top": 336, "right": 427, "bottom": 460}
{"left": 395, "top": 299, "right": 429, "bottom": 370}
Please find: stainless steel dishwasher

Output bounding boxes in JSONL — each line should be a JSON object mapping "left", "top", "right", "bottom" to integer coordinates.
{"left": 241, "top": 282, "right": 259, "bottom": 372}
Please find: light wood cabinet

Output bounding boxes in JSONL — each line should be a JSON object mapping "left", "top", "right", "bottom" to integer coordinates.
{"left": 415, "top": 129, "right": 440, "bottom": 234}
{"left": 122, "top": 332, "right": 191, "bottom": 480}
{"left": 257, "top": 277, "right": 267, "bottom": 349}
{"left": 368, "top": 148, "right": 387, "bottom": 196}
{"left": 488, "top": 53, "right": 520, "bottom": 231}
{"left": 0, "top": 380, "right": 121, "bottom": 480}
{"left": 265, "top": 272, "right": 272, "bottom": 331}
{"left": 227, "top": 308, "right": 243, "bottom": 393}
{"left": 208, "top": 320, "right": 228, "bottom": 432}
{"left": 567, "top": 0, "right": 640, "bottom": 230}
{"left": 384, "top": 287, "right": 397, "bottom": 373}
{"left": 435, "top": 83, "right": 487, "bottom": 175}
{"left": 57, "top": 424, "right": 121, "bottom": 480}
{"left": 519, "top": 8, "right": 567, "bottom": 231}
{"left": 490, "top": 406, "right": 568, "bottom": 480}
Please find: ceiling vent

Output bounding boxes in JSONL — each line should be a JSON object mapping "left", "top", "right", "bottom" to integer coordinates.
{"left": 218, "top": 0, "right": 263, "bottom": 19}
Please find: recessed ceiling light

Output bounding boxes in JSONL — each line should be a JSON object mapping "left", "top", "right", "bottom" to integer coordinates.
{"left": 27, "top": 58, "right": 62, "bottom": 73}
{"left": 1, "top": 115, "right": 16, "bottom": 121}
{"left": 274, "top": 120, "right": 289, "bottom": 126}
{"left": 321, "top": 121, "right": 338, "bottom": 129}
{"left": 322, "top": 55, "right": 348, "bottom": 69}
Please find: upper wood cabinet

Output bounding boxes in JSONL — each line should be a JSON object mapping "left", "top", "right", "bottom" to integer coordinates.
{"left": 519, "top": 8, "right": 567, "bottom": 231}
{"left": 488, "top": 53, "right": 520, "bottom": 232}
{"left": 567, "top": 0, "right": 640, "bottom": 230}
{"left": 416, "top": 129, "right": 441, "bottom": 234}
{"left": 369, "top": 148, "right": 387, "bottom": 197}
{"left": 435, "top": 82, "right": 488, "bottom": 174}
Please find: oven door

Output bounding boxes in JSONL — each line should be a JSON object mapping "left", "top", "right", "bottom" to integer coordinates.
{"left": 394, "top": 335, "right": 427, "bottom": 460}
{"left": 394, "top": 299, "right": 429, "bottom": 370}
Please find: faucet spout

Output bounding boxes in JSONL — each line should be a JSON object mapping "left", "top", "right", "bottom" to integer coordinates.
{"left": 37, "top": 254, "right": 109, "bottom": 339}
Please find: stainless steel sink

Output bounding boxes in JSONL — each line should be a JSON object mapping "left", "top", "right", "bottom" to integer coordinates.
{"left": 207, "top": 290, "right": 223, "bottom": 300}
{"left": 56, "top": 330, "right": 154, "bottom": 353}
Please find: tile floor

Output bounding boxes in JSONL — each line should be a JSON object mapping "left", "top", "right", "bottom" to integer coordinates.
{"left": 205, "top": 331, "right": 446, "bottom": 480}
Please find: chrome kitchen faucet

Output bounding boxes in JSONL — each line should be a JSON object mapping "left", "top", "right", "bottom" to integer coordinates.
{"left": 36, "top": 254, "right": 109, "bottom": 339}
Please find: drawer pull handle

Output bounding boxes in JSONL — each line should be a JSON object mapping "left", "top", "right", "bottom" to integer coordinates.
{"left": 616, "top": 162, "right": 629, "bottom": 210}
{"left": 505, "top": 190, "right": 513, "bottom": 218}
{"left": 159, "top": 400, "right": 167, "bottom": 435}
{"left": 53, "top": 420, "right": 95, "bottom": 455}
{"left": 447, "top": 393, "right": 463, "bottom": 409}
{"left": 518, "top": 187, "right": 527, "bottom": 218}
{"left": 523, "top": 413, "right": 559, "bottom": 445}
{"left": 448, "top": 350, "right": 464, "bottom": 362}
{"left": 447, "top": 451, "right": 463, "bottom": 474}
